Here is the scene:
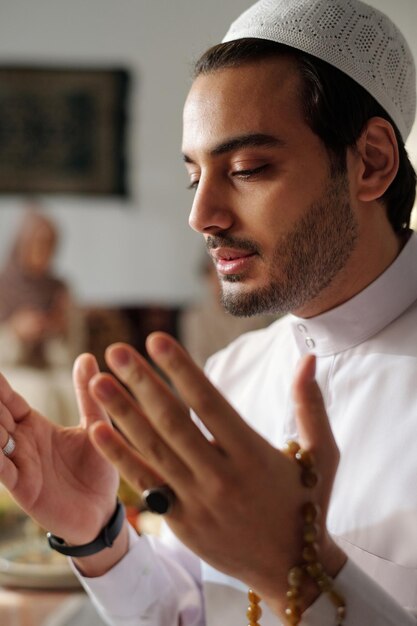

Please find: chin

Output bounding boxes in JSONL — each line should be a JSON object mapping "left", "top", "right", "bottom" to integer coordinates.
{"left": 220, "top": 285, "right": 271, "bottom": 317}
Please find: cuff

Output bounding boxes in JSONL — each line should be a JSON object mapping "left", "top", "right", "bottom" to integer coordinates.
{"left": 69, "top": 525, "right": 164, "bottom": 621}
{"left": 303, "top": 558, "right": 417, "bottom": 625}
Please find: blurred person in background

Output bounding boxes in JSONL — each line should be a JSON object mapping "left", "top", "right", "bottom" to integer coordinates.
{"left": 0, "top": 207, "right": 84, "bottom": 425}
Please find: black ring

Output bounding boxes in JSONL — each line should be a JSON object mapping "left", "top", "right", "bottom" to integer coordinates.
{"left": 142, "top": 485, "right": 175, "bottom": 515}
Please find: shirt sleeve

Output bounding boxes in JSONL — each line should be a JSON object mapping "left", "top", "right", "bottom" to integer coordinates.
{"left": 69, "top": 524, "right": 205, "bottom": 626}
{"left": 303, "top": 558, "right": 417, "bottom": 625}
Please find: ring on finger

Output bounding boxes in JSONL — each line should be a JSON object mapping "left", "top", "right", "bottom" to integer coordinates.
{"left": 2, "top": 434, "right": 16, "bottom": 458}
{"left": 141, "top": 485, "right": 176, "bottom": 515}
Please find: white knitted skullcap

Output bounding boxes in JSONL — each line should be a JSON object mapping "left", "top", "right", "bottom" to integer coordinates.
{"left": 222, "top": 0, "right": 416, "bottom": 140}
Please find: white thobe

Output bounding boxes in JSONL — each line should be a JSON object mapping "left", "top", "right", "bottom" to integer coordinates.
{"left": 74, "top": 231, "right": 417, "bottom": 625}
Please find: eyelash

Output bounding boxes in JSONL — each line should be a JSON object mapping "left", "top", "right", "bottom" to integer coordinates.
{"left": 232, "top": 164, "right": 268, "bottom": 179}
{"left": 187, "top": 164, "right": 268, "bottom": 190}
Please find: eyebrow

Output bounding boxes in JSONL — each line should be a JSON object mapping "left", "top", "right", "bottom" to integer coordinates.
{"left": 182, "top": 133, "right": 285, "bottom": 163}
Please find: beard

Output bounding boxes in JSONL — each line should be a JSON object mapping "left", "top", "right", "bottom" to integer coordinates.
{"left": 207, "top": 171, "right": 358, "bottom": 317}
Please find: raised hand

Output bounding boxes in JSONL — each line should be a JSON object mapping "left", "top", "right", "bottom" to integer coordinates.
{"left": 0, "top": 354, "right": 119, "bottom": 545}
{"left": 87, "top": 332, "right": 346, "bottom": 614}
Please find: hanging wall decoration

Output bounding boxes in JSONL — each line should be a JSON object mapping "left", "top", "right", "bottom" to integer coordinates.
{"left": 0, "top": 66, "right": 129, "bottom": 196}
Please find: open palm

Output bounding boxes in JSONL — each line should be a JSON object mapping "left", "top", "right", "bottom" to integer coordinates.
{"left": 0, "top": 354, "right": 119, "bottom": 545}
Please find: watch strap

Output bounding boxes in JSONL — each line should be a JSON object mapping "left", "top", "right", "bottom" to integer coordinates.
{"left": 47, "top": 499, "right": 125, "bottom": 557}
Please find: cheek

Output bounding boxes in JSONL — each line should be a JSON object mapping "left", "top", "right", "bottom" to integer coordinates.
{"left": 245, "top": 183, "right": 307, "bottom": 239}
{"left": 254, "top": 164, "right": 330, "bottom": 236}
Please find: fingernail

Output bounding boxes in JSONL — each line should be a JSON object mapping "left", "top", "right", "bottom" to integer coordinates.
{"left": 95, "top": 379, "right": 116, "bottom": 400}
{"left": 110, "top": 346, "right": 131, "bottom": 367}
{"left": 150, "top": 336, "right": 171, "bottom": 355}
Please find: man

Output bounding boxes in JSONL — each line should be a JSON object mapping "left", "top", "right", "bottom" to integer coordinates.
{"left": 1, "top": 0, "right": 417, "bottom": 624}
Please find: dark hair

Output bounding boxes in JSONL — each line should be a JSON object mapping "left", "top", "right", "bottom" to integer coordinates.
{"left": 194, "top": 39, "right": 416, "bottom": 234}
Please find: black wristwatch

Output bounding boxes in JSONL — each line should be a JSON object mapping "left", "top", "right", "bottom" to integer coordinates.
{"left": 47, "top": 499, "right": 125, "bottom": 557}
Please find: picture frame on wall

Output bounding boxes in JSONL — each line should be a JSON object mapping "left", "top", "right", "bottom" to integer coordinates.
{"left": 0, "top": 66, "right": 129, "bottom": 196}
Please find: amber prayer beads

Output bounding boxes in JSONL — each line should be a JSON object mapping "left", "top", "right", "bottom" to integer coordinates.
{"left": 245, "top": 441, "right": 346, "bottom": 626}
{"left": 247, "top": 589, "right": 262, "bottom": 626}
{"left": 282, "top": 440, "right": 346, "bottom": 625}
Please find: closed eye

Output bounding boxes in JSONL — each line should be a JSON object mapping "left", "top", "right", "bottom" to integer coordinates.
{"left": 187, "top": 164, "right": 268, "bottom": 190}
{"left": 232, "top": 164, "right": 268, "bottom": 179}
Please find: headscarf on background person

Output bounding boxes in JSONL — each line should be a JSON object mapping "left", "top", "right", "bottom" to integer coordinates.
{"left": 0, "top": 209, "right": 70, "bottom": 368}
{"left": 0, "top": 210, "right": 66, "bottom": 320}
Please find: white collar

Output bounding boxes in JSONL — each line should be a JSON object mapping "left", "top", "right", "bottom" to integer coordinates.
{"left": 290, "top": 231, "right": 417, "bottom": 357}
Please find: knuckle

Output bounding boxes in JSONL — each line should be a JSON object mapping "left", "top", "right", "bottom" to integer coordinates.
{"left": 147, "top": 437, "right": 167, "bottom": 465}
{"left": 129, "top": 471, "right": 146, "bottom": 494}
{"left": 207, "top": 470, "right": 233, "bottom": 501}
{"left": 109, "top": 396, "right": 133, "bottom": 420}
{"left": 165, "top": 351, "right": 184, "bottom": 373}
{"left": 124, "top": 365, "right": 145, "bottom": 390}
{"left": 157, "top": 406, "right": 176, "bottom": 434}
{"left": 194, "top": 387, "right": 213, "bottom": 414}
{"left": 111, "top": 443, "right": 129, "bottom": 465}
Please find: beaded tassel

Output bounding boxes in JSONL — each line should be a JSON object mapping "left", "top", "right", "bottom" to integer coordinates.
{"left": 247, "top": 589, "right": 262, "bottom": 626}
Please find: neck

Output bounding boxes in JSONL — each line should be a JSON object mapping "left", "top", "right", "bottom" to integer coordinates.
{"left": 294, "top": 220, "right": 404, "bottom": 319}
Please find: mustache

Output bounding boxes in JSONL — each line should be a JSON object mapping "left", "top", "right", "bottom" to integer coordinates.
{"left": 205, "top": 235, "right": 261, "bottom": 256}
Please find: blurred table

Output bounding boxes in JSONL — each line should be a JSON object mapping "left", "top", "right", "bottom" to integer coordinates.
{"left": 0, "top": 494, "right": 159, "bottom": 626}
{"left": 0, "top": 588, "right": 106, "bottom": 626}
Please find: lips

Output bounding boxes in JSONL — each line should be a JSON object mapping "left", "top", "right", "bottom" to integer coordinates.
{"left": 210, "top": 246, "right": 254, "bottom": 260}
{"left": 211, "top": 248, "right": 257, "bottom": 275}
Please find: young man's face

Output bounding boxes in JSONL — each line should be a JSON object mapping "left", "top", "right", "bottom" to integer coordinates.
{"left": 182, "top": 56, "right": 358, "bottom": 317}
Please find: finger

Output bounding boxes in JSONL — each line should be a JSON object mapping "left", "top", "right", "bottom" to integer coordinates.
{"left": 89, "top": 421, "right": 174, "bottom": 504}
{"left": 73, "top": 353, "right": 111, "bottom": 429}
{"left": 0, "top": 424, "right": 11, "bottom": 449}
{"left": 103, "top": 344, "right": 225, "bottom": 471}
{"left": 292, "top": 354, "right": 340, "bottom": 479}
{"left": 0, "top": 373, "right": 31, "bottom": 422}
{"left": 292, "top": 355, "right": 335, "bottom": 446}
{"left": 0, "top": 401, "right": 17, "bottom": 435}
{"left": 0, "top": 452, "right": 18, "bottom": 491}
{"left": 89, "top": 373, "right": 149, "bottom": 456}
{"left": 0, "top": 412, "right": 18, "bottom": 490}
{"left": 0, "top": 375, "right": 32, "bottom": 491}
{"left": 145, "top": 333, "right": 260, "bottom": 457}
{"left": 89, "top": 372, "right": 194, "bottom": 489}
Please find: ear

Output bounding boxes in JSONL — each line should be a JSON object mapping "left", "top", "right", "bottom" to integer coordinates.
{"left": 351, "top": 117, "right": 399, "bottom": 203}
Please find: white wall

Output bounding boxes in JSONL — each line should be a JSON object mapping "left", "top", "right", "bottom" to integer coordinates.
{"left": 0, "top": 0, "right": 415, "bottom": 306}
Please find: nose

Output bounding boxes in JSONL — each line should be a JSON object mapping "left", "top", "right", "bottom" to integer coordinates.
{"left": 188, "top": 176, "right": 234, "bottom": 234}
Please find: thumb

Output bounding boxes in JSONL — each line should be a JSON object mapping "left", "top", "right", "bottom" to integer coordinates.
{"left": 292, "top": 354, "right": 339, "bottom": 505}
{"left": 72, "top": 353, "right": 112, "bottom": 429}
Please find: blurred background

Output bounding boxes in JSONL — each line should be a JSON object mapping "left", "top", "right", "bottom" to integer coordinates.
{"left": 0, "top": 0, "right": 415, "bottom": 310}
{"left": 0, "top": 0, "right": 265, "bottom": 308}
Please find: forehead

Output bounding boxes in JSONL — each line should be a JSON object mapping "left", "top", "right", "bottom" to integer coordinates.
{"left": 182, "top": 56, "right": 308, "bottom": 155}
